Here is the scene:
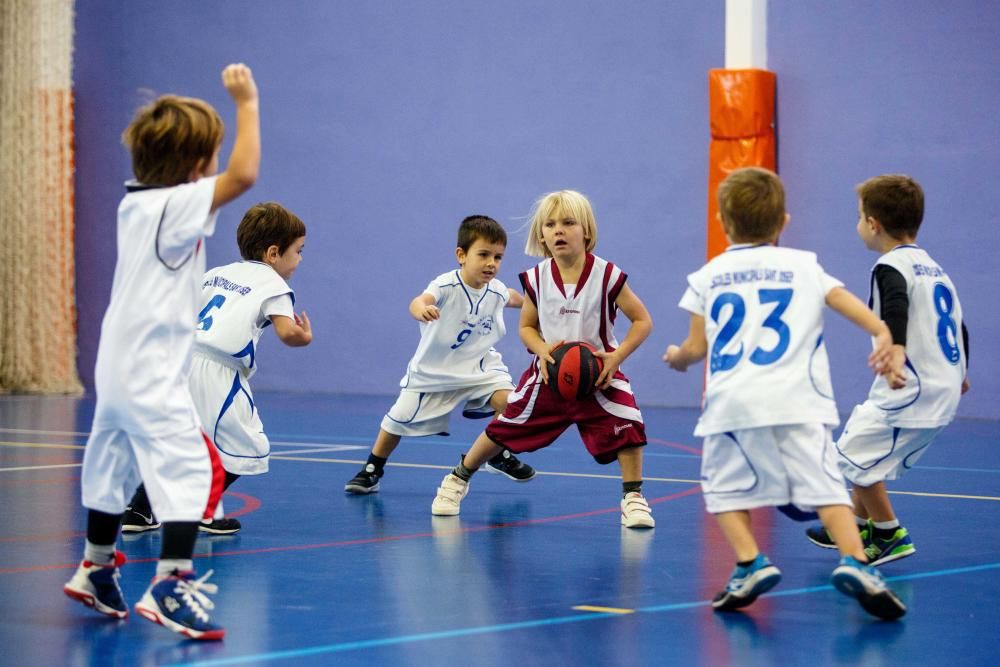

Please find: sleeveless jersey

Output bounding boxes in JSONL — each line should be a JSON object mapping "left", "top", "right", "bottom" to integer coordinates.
{"left": 400, "top": 270, "right": 510, "bottom": 392}
{"left": 194, "top": 261, "right": 295, "bottom": 378}
{"left": 519, "top": 254, "right": 626, "bottom": 353}
{"left": 866, "top": 245, "right": 964, "bottom": 426}
{"left": 92, "top": 176, "right": 219, "bottom": 436}
{"left": 679, "top": 244, "right": 843, "bottom": 436}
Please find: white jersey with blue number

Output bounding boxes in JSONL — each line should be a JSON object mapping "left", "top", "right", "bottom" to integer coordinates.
{"left": 400, "top": 270, "right": 510, "bottom": 392}
{"left": 679, "top": 244, "right": 843, "bottom": 436}
{"left": 194, "top": 261, "right": 295, "bottom": 378}
{"left": 865, "top": 245, "right": 964, "bottom": 426}
{"left": 91, "top": 176, "right": 219, "bottom": 437}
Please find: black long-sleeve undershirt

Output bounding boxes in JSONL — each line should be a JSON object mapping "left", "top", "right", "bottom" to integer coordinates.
{"left": 873, "top": 264, "right": 969, "bottom": 368}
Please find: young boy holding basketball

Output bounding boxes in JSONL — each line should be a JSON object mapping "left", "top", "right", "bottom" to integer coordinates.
{"left": 343, "top": 215, "right": 535, "bottom": 494}
{"left": 804, "top": 174, "right": 969, "bottom": 565}
{"left": 122, "top": 202, "right": 313, "bottom": 536}
{"left": 430, "top": 190, "right": 657, "bottom": 529}
{"left": 664, "top": 167, "right": 906, "bottom": 619}
{"left": 63, "top": 64, "right": 260, "bottom": 639}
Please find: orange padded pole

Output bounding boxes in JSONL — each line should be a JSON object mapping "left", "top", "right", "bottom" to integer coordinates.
{"left": 707, "top": 69, "right": 776, "bottom": 259}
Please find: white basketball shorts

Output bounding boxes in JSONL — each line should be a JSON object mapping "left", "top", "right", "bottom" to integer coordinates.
{"left": 190, "top": 354, "right": 269, "bottom": 476}
{"left": 700, "top": 423, "right": 851, "bottom": 514}
{"left": 836, "top": 401, "right": 944, "bottom": 487}
{"left": 381, "top": 379, "right": 514, "bottom": 438}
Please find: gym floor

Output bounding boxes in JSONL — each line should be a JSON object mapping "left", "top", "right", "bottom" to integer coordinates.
{"left": 1, "top": 392, "right": 998, "bottom": 666}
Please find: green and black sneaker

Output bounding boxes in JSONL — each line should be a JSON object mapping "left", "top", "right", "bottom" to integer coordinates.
{"left": 864, "top": 524, "right": 915, "bottom": 566}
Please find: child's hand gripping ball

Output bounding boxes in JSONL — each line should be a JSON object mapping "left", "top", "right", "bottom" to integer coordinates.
{"left": 546, "top": 342, "right": 604, "bottom": 400}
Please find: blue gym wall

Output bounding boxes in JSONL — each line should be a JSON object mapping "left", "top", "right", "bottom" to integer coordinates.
{"left": 73, "top": 1, "right": 998, "bottom": 420}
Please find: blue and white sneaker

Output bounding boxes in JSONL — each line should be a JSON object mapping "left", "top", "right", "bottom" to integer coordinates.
{"left": 63, "top": 550, "right": 128, "bottom": 619}
{"left": 831, "top": 555, "right": 907, "bottom": 620}
{"left": 134, "top": 570, "right": 225, "bottom": 640}
{"left": 712, "top": 554, "right": 782, "bottom": 611}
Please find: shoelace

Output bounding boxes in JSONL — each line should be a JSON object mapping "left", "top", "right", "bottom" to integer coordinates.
{"left": 173, "top": 570, "right": 219, "bottom": 623}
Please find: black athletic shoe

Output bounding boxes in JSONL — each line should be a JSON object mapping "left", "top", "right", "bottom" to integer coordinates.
{"left": 121, "top": 506, "right": 160, "bottom": 533}
{"left": 345, "top": 464, "right": 381, "bottom": 494}
{"left": 806, "top": 521, "right": 869, "bottom": 549}
{"left": 485, "top": 449, "right": 536, "bottom": 482}
{"left": 199, "top": 517, "right": 241, "bottom": 535}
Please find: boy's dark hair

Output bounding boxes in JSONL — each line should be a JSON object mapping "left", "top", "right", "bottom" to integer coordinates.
{"left": 857, "top": 174, "right": 924, "bottom": 239}
{"left": 457, "top": 215, "right": 506, "bottom": 251}
{"left": 122, "top": 95, "right": 224, "bottom": 186}
{"left": 237, "top": 202, "right": 307, "bottom": 260}
{"left": 717, "top": 167, "right": 786, "bottom": 242}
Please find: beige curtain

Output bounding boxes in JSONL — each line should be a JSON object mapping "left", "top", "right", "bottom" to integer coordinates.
{"left": 0, "top": 0, "right": 82, "bottom": 393}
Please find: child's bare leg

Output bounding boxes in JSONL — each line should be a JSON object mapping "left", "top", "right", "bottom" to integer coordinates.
{"left": 616, "top": 445, "right": 643, "bottom": 482}
{"left": 462, "top": 432, "right": 503, "bottom": 471}
{"left": 488, "top": 389, "right": 510, "bottom": 415}
{"left": 371, "top": 429, "right": 402, "bottom": 458}
{"left": 851, "top": 482, "right": 895, "bottom": 523}
{"left": 817, "top": 504, "right": 867, "bottom": 561}
{"left": 715, "top": 510, "right": 759, "bottom": 562}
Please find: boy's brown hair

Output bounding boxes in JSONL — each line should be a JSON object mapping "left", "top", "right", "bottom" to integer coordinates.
{"left": 857, "top": 174, "right": 924, "bottom": 239}
{"left": 237, "top": 202, "right": 307, "bottom": 260}
{"left": 457, "top": 215, "right": 507, "bottom": 252}
{"left": 717, "top": 167, "right": 786, "bottom": 242}
{"left": 122, "top": 95, "right": 224, "bottom": 186}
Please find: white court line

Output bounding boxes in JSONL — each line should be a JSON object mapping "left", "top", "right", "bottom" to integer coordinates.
{"left": 0, "top": 428, "right": 88, "bottom": 437}
{"left": 0, "top": 463, "right": 81, "bottom": 472}
{"left": 2, "top": 441, "right": 998, "bottom": 501}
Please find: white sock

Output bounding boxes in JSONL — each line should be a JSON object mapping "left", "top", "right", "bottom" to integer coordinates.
{"left": 872, "top": 519, "right": 900, "bottom": 531}
{"left": 156, "top": 559, "right": 194, "bottom": 577}
{"left": 854, "top": 516, "right": 868, "bottom": 527}
{"left": 83, "top": 540, "right": 115, "bottom": 565}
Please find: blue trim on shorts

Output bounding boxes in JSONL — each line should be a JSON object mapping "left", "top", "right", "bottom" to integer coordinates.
{"left": 213, "top": 371, "right": 269, "bottom": 460}
{"left": 385, "top": 393, "right": 425, "bottom": 425}
{"left": 837, "top": 426, "right": 901, "bottom": 471}
{"left": 703, "top": 431, "right": 759, "bottom": 495}
{"left": 902, "top": 441, "right": 932, "bottom": 470}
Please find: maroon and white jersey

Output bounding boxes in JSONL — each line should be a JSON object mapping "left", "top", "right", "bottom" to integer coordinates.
{"left": 510, "top": 254, "right": 643, "bottom": 429}
{"left": 520, "top": 253, "right": 626, "bottom": 353}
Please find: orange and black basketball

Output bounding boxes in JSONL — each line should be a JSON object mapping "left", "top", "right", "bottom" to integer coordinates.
{"left": 546, "top": 341, "right": 604, "bottom": 400}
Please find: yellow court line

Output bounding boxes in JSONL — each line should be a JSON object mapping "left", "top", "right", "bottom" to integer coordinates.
{"left": 572, "top": 605, "right": 635, "bottom": 615}
{"left": 0, "top": 441, "right": 83, "bottom": 450}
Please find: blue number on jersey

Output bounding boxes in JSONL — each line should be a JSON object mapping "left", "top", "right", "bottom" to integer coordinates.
{"left": 450, "top": 328, "right": 472, "bottom": 350}
{"left": 197, "top": 294, "right": 226, "bottom": 331}
{"left": 709, "top": 293, "right": 744, "bottom": 372}
{"left": 710, "top": 288, "right": 794, "bottom": 373}
{"left": 933, "top": 282, "right": 961, "bottom": 364}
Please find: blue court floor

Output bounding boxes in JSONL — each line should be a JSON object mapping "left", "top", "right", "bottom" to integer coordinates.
{"left": 1, "top": 392, "right": 998, "bottom": 666}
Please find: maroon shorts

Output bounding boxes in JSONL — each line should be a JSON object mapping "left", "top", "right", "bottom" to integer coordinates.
{"left": 485, "top": 364, "right": 646, "bottom": 464}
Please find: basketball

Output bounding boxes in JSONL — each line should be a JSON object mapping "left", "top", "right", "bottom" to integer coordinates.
{"left": 546, "top": 342, "right": 604, "bottom": 400}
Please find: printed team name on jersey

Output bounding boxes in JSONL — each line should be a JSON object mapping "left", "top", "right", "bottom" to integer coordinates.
{"left": 203, "top": 275, "right": 252, "bottom": 295}
{"left": 709, "top": 269, "right": 795, "bottom": 289}
{"left": 460, "top": 316, "right": 496, "bottom": 336}
{"left": 912, "top": 263, "right": 946, "bottom": 278}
